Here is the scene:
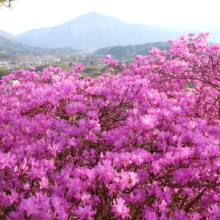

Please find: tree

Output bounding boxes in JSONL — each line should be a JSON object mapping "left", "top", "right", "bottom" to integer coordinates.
{"left": 90, "top": 60, "right": 95, "bottom": 65}
{"left": 0, "top": 67, "right": 9, "bottom": 79}
{"left": 84, "top": 66, "right": 99, "bottom": 73}
{"left": 0, "top": 0, "right": 14, "bottom": 8}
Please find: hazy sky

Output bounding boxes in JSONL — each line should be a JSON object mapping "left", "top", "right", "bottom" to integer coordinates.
{"left": 0, "top": 0, "right": 219, "bottom": 35}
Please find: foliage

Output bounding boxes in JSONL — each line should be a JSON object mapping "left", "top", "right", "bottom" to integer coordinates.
{"left": 94, "top": 42, "right": 171, "bottom": 59}
{"left": 35, "top": 64, "right": 50, "bottom": 72}
{"left": 0, "top": 33, "right": 220, "bottom": 219}
{"left": 0, "top": 67, "right": 9, "bottom": 79}
{"left": 36, "top": 62, "right": 74, "bottom": 73}
{"left": 0, "top": 0, "right": 14, "bottom": 8}
{"left": 84, "top": 66, "right": 100, "bottom": 73}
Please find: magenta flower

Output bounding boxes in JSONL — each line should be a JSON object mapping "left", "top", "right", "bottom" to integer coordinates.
{"left": 120, "top": 63, "right": 126, "bottom": 69}
{"left": 135, "top": 55, "right": 143, "bottom": 61}
{"left": 29, "top": 66, "right": 36, "bottom": 71}
{"left": 75, "top": 205, "right": 96, "bottom": 220}
{"left": 106, "top": 54, "right": 112, "bottom": 60}
{"left": 112, "top": 198, "right": 131, "bottom": 219}
{"left": 103, "top": 59, "right": 109, "bottom": 64}
{"left": 0, "top": 32, "right": 220, "bottom": 220}
{"left": 39, "top": 176, "right": 49, "bottom": 189}
{"left": 18, "top": 197, "right": 39, "bottom": 216}
{"left": 144, "top": 211, "right": 157, "bottom": 220}
{"left": 109, "top": 60, "right": 118, "bottom": 67}
{"left": 129, "top": 63, "right": 137, "bottom": 69}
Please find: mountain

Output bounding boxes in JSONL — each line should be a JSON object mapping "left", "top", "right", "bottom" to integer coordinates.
{"left": 0, "top": 27, "right": 53, "bottom": 48}
{"left": 36, "top": 23, "right": 179, "bottom": 50}
{"left": 61, "top": 11, "right": 126, "bottom": 26}
{"left": 14, "top": 27, "right": 53, "bottom": 47}
{"left": 15, "top": 27, "right": 53, "bottom": 39}
{"left": 93, "top": 42, "right": 171, "bottom": 58}
{"left": 2, "top": 12, "right": 220, "bottom": 51}
{"left": 0, "top": 30, "right": 14, "bottom": 39}
{"left": 0, "top": 12, "right": 180, "bottom": 50}
{"left": 34, "top": 12, "right": 179, "bottom": 50}
{"left": 15, "top": 37, "right": 48, "bottom": 47}
{"left": 0, "top": 35, "right": 79, "bottom": 56}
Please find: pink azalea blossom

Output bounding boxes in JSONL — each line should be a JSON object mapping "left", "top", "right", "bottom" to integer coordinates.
{"left": 75, "top": 205, "right": 96, "bottom": 220}
{"left": 112, "top": 198, "right": 131, "bottom": 219}
{"left": 0, "top": 32, "right": 220, "bottom": 219}
{"left": 106, "top": 54, "right": 112, "bottom": 60}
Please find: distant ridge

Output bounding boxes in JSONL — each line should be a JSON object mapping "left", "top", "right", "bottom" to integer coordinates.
{"left": 16, "top": 27, "right": 53, "bottom": 39}
{"left": 0, "top": 12, "right": 179, "bottom": 50}
{"left": 0, "top": 35, "right": 79, "bottom": 56}
{"left": 34, "top": 12, "right": 178, "bottom": 50}
{"left": 1, "top": 12, "right": 219, "bottom": 50}
{"left": 0, "top": 30, "right": 14, "bottom": 39}
{"left": 93, "top": 42, "right": 171, "bottom": 58}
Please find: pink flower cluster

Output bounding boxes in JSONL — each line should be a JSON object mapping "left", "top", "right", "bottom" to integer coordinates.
{"left": 0, "top": 33, "right": 220, "bottom": 219}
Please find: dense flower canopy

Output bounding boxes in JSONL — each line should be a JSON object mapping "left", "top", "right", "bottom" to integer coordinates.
{"left": 0, "top": 33, "right": 220, "bottom": 219}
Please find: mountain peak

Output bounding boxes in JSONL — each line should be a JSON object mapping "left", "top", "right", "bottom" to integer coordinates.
{"left": 62, "top": 11, "right": 127, "bottom": 26}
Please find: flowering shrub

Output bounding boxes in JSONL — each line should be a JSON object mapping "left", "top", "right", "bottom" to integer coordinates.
{"left": 0, "top": 33, "right": 220, "bottom": 220}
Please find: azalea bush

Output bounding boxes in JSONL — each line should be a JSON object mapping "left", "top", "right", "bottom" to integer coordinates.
{"left": 0, "top": 33, "right": 220, "bottom": 220}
